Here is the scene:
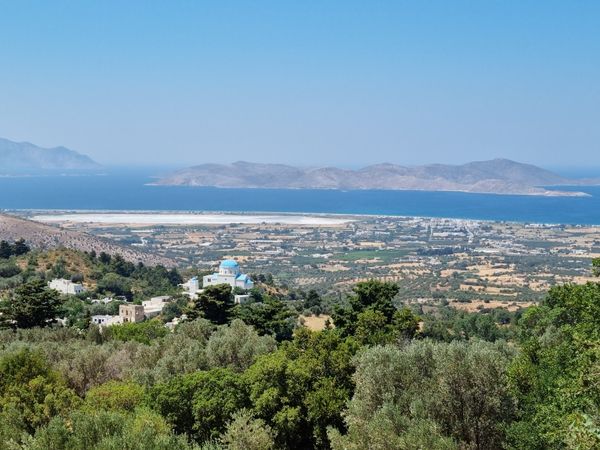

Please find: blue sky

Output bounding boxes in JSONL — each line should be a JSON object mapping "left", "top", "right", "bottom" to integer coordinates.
{"left": 0, "top": 1, "right": 598, "bottom": 168}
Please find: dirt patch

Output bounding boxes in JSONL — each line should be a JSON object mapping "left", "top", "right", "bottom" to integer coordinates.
{"left": 299, "top": 314, "right": 333, "bottom": 331}
{"left": 449, "top": 299, "right": 534, "bottom": 312}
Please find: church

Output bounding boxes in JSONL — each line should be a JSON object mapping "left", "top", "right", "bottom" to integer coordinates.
{"left": 202, "top": 259, "right": 254, "bottom": 290}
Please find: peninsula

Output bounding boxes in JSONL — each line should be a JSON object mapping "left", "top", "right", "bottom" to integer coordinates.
{"left": 0, "top": 137, "right": 101, "bottom": 173}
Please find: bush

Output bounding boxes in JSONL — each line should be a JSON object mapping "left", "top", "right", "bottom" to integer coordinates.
{"left": 106, "top": 320, "right": 168, "bottom": 345}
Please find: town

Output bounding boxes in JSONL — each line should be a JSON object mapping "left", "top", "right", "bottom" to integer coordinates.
{"left": 25, "top": 211, "right": 600, "bottom": 312}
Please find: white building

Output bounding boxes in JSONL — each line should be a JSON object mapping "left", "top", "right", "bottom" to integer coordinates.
{"left": 234, "top": 294, "right": 251, "bottom": 304}
{"left": 181, "top": 276, "right": 201, "bottom": 298}
{"left": 91, "top": 297, "right": 114, "bottom": 305}
{"left": 165, "top": 314, "right": 188, "bottom": 330}
{"left": 142, "top": 295, "right": 172, "bottom": 317}
{"left": 203, "top": 259, "right": 254, "bottom": 290}
{"left": 91, "top": 315, "right": 123, "bottom": 326}
{"left": 48, "top": 278, "right": 86, "bottom": 295}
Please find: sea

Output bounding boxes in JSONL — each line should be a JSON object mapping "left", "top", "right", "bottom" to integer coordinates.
{"left": 1, "top": 169, "right": 600, "bottom": 225}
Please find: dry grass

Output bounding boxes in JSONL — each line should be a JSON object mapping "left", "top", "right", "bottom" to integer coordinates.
{"left": 449, "top": 299, "right": 533, "bottom": 312}
{"left": 299, "top": 314, "right": 333, "bottom": 331}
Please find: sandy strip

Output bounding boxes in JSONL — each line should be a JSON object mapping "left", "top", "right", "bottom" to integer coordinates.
{"left": 31, "top": 213, "right": 353, "bottom": 226}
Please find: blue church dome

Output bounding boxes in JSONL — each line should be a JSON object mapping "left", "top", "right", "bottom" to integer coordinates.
{"left": 220, "top": 259, "right": 239, "bottom": 268}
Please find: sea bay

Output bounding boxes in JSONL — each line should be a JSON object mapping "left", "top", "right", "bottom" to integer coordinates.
{"left": 1, "top": 171, "right": 599, "bottom": 225}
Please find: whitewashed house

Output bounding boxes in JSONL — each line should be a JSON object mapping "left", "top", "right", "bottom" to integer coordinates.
{"left": 142, "top": 295, "right": 172, "bottom": 318}
{"left": 48, "top": 278, "right": 86, "bottom": 295}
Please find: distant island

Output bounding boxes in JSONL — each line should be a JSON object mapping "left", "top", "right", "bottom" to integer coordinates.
{"left": 154, "top": 159, "right": 597, "bottom": 197}
{"left": 0, "top": 137, "right": 101, "bottom": 173}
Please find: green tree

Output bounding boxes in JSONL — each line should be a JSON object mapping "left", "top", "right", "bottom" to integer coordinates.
{"left": 0, "top": 348, "right": 80, "bottom": 440}
{"left": 333, "top": 280, "right": 399, "bottom": 338}
{"left": 0, "top": 260, "right": 21, "bottom": 278}
{"left": 244, "top": 328, "right": 357, "bottom": 449}
{"left": 507, "top": 281, "right": 600, "bottom": 449}
{"left": 392, "top": 307, "right": 421, "bottom": 340}
{"left": 304, "top": 289, "right": 322, "bottom": 311}
{"left": 233, "top": 296, "right": 296, "bottom": 341}
{"left": 60, "top": 297, "right": 88, "bottom": 329}
{"left": 106, "top": 320, "right": 168, "bottom": 345}
{"left": 592, "top": 257, "right": 600, "bottom": 277}
{"left": 25, "top": 407, "right": 195, "bottom": 450}
{"left": 354, "top": 309, "right": 390, "bottom": 346}
{"left": 188, "top": 284, "right": 233, "bottom": 325}
{"left": 84, "top": 381, "right": 145, "bottom": 412}
{"left": 220, "top": 409, "right": 275, "bottom": 450}
{"left": 99, "top": 251, "right": 112, "bottom": 265}
{"left": 12, "top": 238, "right": 30, "bottom": 256}
{"left": 150, "top": 368, "right": 249, "bottom": 443}
{"left": 205, "top": 319, "right": 277, "bottom": 372}
{"left": 97, "top": 272, "right": 132, "bottom": 298}
{"left": 48, "top": 257, "right": 70, "bottom": 279}
{"left": 330, "top": 341, "right": 515, "bottom": 450}
{"left": 0, "top": 240, "right": 12, "bottom": 259}
{"left": 0, "top": 279, "right": 62, "bottom": 328}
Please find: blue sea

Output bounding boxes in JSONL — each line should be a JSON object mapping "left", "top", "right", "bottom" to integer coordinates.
{"left": 1, "top": 170, "right": 599, "bottom": 225}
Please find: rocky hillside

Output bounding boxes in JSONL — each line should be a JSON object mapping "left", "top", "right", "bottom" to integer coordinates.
{"left": 0, "top": 213, "right": 174, "bottom": 267}
{"left": 154, "top": 159, "right": 595, "bottom": 196}
{"left": 0, "top": 137, "right": 100, "bottom": 172}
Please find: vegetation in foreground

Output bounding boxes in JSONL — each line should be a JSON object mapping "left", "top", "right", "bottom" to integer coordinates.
{"left": 0, "top": 247, "right": 599, "bottom": 449}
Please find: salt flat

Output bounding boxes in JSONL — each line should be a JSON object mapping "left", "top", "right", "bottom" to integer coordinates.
{"left": 31, "top": 212, "right": 352, "bottom": 226}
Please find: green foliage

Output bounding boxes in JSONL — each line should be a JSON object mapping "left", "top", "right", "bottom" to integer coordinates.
{"left": 0, "top": 239, "right": 30, "bottom": 259}
{"left": 304, "top": 289, "right": 323, "bottom": 314}
{"left": 592, "top": 257, "right": 600, "bottom": 277}
{"left": 0, "top": 348, "right": 80, "bottom": 441}
{"left": 331, "top": 340, "right": 515, "bottom": 450}
{"left": 106, "top": 320, "right": 169, "bottom": 344}
{"left": 84, "top": 381, "right": 145, "bottom": 412}
{"left": 188, "top": 284, "right": 233, "bottom": 325}
{"left": 0, "top": 240, "right": 12, "bottom": 259}
{"left": 0, "top": 260, "right": 22, "bottom": 278}
{"left": 162, "top": 300, "right": 184, "bottom": 323}
{"left": 422, "top": 306, "right": 508, "bottom": 342}
{"left": 0, "top": 279, "right": 62, "bottom": 328}
{"left": 205, "top": 319, "right": 277, "bottom": 372}
{"left": 97, "top": 272, "right": 133, "bottom": 298}
{"left": 89, "top": 256, "right": 183, "bottom": 301}
{"left": 333, "top": 280, "right": 399, "bottom": 337}
{"left": 244, "top": 328, "right": 358, "bottom": 449}
{"left": 60, "top": 297, "right": 89, "bottom": 329}
{"left": 392, "top": 307, "right": 421, "bottom": 340}
{"left": 220, "top": 409, "right": 275, "bottom": 450}
{"left": 135, "top": 319, "right": 215, "bottom": 385}
{"left": 354, "top": 307, "right": 421, "bottom": 346}
{"left": 507, "top": 281, "right": 600, "bottom": 449}
{"left": 233, "top": 296, "right": 296, "bottom": 341}
{"left": 2, "top": 252, "right": 598, "bottom": 450}
{"left": 48, "top": 256, "right": 70, "bottom": 279}
{"left": 150, "top": 368, "right": 249, "bottom": 443}
{"left": 24, "top": 407, "right": 196, "bottom": 450}
{"left": 355, "top": 309, "right": 389, "bottom": 346}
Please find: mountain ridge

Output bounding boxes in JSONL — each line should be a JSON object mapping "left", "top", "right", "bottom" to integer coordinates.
{"left": 154, "top": 159, "right": 597, "bottom": 197}
{"left": 0, "top": 137, "right": 101, "bottom": 172}
{"left": 0, "top": 213, "right": 175, "bottom": 267}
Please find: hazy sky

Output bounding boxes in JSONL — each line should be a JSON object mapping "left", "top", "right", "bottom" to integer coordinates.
{"left": 0, "top": 1, "right": 598, "bottom": 168}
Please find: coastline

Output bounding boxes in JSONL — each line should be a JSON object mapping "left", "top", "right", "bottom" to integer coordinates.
{"left": 147, "top": 183, "right": 592, "bottom": 198}
{"left": 15, "top": 209, "right": 600, "bottom": 228}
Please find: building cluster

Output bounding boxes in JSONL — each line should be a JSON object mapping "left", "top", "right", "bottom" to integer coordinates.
{"left": 182, "top": 259, "right": 253, "bottom": 304}
{"left": 91, "top": 296, "right": 171, "bottom": 327}
{"left": 91, "top": 260, "right": 254, "bottom": 328}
